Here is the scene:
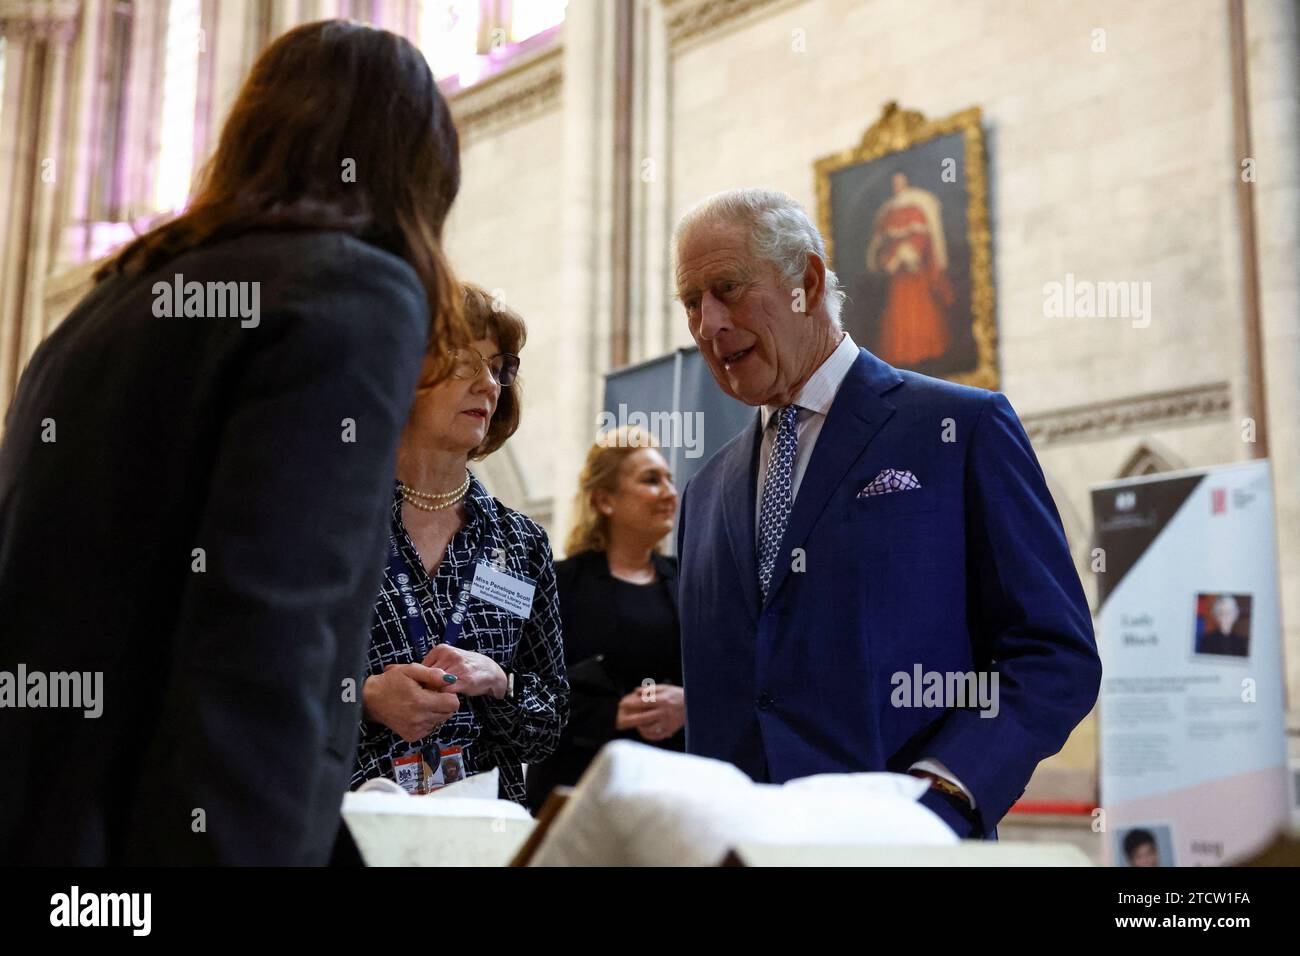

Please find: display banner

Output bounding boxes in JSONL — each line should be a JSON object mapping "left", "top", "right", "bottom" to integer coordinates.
{"left": 603, "top": 346, "right": 754, "bottom": 556}
{"left": 1092, "top": 460, "right": 1289, "bottom": 866}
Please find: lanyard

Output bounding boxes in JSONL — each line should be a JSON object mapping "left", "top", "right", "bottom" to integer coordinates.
{"left": 385, "top": 522, "right": 490, "bottom": 779}
{"left": 386, "top": 529, "right": 489, "bottom": 660}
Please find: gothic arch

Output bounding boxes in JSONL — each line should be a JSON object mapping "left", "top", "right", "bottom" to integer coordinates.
{"left": 1117, "top": 440, "right": 1184, "bottom": 479}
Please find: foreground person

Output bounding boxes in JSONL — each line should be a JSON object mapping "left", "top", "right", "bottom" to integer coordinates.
{"left": 0, "top": 20, "right": 465, "bottom": 864}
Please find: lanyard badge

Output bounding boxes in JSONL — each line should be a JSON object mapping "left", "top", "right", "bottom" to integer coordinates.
{"left": 393, "top": 745, "right": 465, "bottom": 795}
{"left": 383, "top": 521, "right": 534, "bottom": 794}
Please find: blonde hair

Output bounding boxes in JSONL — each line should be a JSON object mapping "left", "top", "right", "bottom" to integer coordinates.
{"left": 565, "top": 426, "right": 666, "bottom": 557}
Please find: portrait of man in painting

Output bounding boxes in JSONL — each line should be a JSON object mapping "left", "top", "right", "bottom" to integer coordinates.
{"left": 816, "top": 105, "right": 996, "bottom": 388}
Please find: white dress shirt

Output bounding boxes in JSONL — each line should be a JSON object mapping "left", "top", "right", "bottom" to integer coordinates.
{"left": 754, "top": 330, "right": 860, "bottom": 537}
{"left": 752, "top": 330, "right": 977, "bottom": 810}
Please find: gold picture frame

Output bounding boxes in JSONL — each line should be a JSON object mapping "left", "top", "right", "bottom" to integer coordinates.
{"left": 814, "top": 102, "right": 997, "bottom": 389}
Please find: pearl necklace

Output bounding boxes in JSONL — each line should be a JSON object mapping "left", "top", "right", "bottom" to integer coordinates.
{"left": 399, "top": 470, "right": 470, "bottom": 512}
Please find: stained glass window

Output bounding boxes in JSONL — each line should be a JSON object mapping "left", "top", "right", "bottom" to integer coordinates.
{"left": 419, "top": 0, "right": 565, "bottom": 90}
{"left": 510, "top": 0, "right": 566, "bottom": 42}
{"left": 420, "top": 0, "right": 482, "bottom": 81}
{"left": 154, "top": 0, "right": 202, "bottom": 213}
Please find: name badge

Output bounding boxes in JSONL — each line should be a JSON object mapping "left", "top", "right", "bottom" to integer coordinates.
{"left": 469, "top": 561, "right": 535, "bottom": 618}
{"left": 427, "top": 746, "right": 466, "bottom": 790}
{"left": 392, "top": 751, "right": 427, "bottom": 795}
{"left": 394, "top": 746, "right": 467, "bottom": 795}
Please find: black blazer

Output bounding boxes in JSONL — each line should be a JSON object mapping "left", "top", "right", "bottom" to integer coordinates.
{"left": 0, "top": 230, "right": 428, "bottom": 864}
{"left": 526, "top": 549, "right": 681, "bottom": 812}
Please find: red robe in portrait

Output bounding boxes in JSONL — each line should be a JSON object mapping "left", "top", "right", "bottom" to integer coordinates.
{"left": 866, "top": 192, "right": 955, "bottom": 366}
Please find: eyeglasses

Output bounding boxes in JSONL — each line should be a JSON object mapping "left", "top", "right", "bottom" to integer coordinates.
{"left": 448, "top": 347, "right": 519, "bottom": 387}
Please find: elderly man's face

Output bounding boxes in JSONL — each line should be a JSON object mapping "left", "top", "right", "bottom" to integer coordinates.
{"left": 1214, "top": 601, "right": 1239, "bottom": 635}
{"left": 676, "top": 219, "right": 824, "bottom": 407}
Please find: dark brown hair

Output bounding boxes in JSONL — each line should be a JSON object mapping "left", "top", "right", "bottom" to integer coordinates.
{"left": 461, "top": 282, "right": 526, "bottom": 460}
{"left": 98, "top": 20, "right": 468, "bottom": 365}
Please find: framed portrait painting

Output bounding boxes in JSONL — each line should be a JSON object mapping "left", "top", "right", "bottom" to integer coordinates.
{"left": 815, "top": 102, "right": 997, "bottom": 388}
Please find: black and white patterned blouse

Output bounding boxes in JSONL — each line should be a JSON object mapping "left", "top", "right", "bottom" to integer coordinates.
{"left": 351, "top": 474, "right": 569, "bottom": 805}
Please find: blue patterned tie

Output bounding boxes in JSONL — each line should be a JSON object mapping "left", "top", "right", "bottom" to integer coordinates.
{"left": 758, "top": 405, "right": 799, "bottom": 600}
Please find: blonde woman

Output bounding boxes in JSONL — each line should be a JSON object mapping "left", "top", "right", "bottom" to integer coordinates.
{"left": 525, "top": 427, "right": 684, "bottom": 812}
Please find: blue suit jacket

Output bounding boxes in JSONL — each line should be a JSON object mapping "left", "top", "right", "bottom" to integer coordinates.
{"left": 677, "top": 348, "right": 1101, "bottom": 835}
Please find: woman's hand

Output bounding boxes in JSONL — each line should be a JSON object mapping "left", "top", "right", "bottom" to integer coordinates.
{"left": 422, "top": 644, "right": 508, "bottom": 699}
{"left": 362, "top": 663, "right": 461, "bottom": 743}
{"left": 616, "top": 683, "right": 686, "bottom": 742}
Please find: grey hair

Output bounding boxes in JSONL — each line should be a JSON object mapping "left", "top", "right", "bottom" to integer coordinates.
{"left": 1212, "top": 594, "right": 1240, "bottom": 616}
{"left": 674, "top": 188, "right": 846, "bottom": 326}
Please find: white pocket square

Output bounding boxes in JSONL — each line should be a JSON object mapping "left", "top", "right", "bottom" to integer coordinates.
{"left": 857, "top": 468, "right": 922, "bottom": 497}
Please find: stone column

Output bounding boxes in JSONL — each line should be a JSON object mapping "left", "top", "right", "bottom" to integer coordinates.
{"left": 207, "top": 0, "right": 260, "bottom": 135}
{"left": 268, "top": 0, "right": 306, "bottom": 37}
{"left": 0, "top": 1, "right": 79, "bottom": 408}
{"left": 551, "top": 0, "right": 619, "bottom": 551}
{"left": 1245, "top": 0, "right": 1300, "bottom": 720}
{"left": 117, "top": 0, "right": 166, "bottom": 221}
{"left": 53, "top": 0, "right": 105, "bottom": 267}
{"left": 631, "top": 0, "right": 673, "bottom": 359}
{"left": 17, "top": 17, "right": 70, "bottom": 360}
{"left": 0, "top": 21, "right": 41, "bottom": 406}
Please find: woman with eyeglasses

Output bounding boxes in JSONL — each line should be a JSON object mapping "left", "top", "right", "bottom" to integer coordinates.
{"left": 351, "top": 283, "right": 568, "bottom": 806}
